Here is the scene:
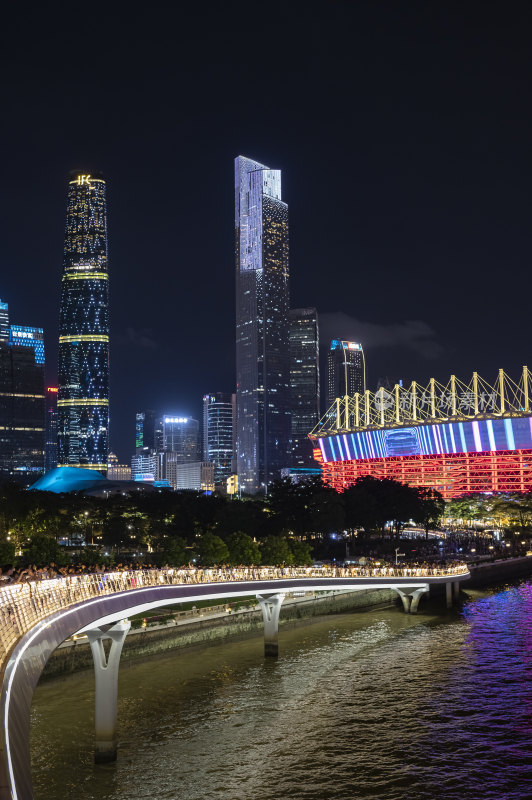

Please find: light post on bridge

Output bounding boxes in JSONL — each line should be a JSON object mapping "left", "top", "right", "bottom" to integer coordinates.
{"left": 395, "top": 548, "right": 405, "bottom": 565}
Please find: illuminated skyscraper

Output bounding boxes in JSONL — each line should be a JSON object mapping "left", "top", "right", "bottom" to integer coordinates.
{"left": 326, "top": 340, "right": 365, "bottom": 408}
{"left": 289, "top": 308, "right": 320, "bottom": 467}
{"left": 203, "top": 392, "right": 235, "bottom": 484}
{"left": 160, "top": 416, "right": 200, "bottom": 462}
{"left": 58, "top": 172, "right": 109, "bottom": 474}
{"left": 0, "top": 301, "right": 45, "bottom": 480}
{"left": 45, "top": 386, "right": 58, "bottom": 473}
{"left": 235, "top": 156, "right": 290, "bottom": 493}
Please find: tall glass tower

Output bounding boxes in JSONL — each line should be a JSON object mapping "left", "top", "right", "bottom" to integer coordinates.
{"left": 326, "top": 340, "right": 365, "bottom": 409}
{"left": 289, "top": 308, "right": 320, "bottom": 467}
{"left": 235, "top": 156, "right": 290, "bottom": 493}
{"left": 58, "top": 171, "right": 109, "bottom": 473}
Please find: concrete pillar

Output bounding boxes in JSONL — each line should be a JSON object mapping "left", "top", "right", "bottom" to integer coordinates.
{"left": 86, "top": 619, "right": 130, "bottom": 763}
{"left": 256, "top": 594, "right": 284, "bottom": 657}
{"left": 409, "top": 587, "right": 428, "bottom": 614}
{"left": 446, "top": 582, "right": 452, "bottom": 609}
{"left": 453, "top": 581, "right": 460, "bottom": 599}
{"left": 394, "top": 589, "right": 411, "bottom": 613}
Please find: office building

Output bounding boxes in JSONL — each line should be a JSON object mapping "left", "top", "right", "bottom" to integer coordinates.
{"left": 45, "top": 386, "right": 58, "bottom": 473}
{"left": 0, "top": 300, "right": 45, "bottom": 479}
{"left": 326, "top": 340, "right": 365, "bottom": 409}
{"left": 289, "top": 308, "right": 320, "bottom": 467}
{"left": 57, "top": 171, "right": 109, "bottom": 474}
{"left": 160, "top": 416, "right": 199, "bottom": 462}
{"left": 166, "top": 459, "right": 214, "bottom": 491}
{"left": 108, "top": 452, "right": 131, "bottom": 481}
{"left": 203, "top": 392, "right": 235, "bottom": 484}
{"left": 0, "top": 300, "right": 8, "bottom": 342}
{"left": 135, "top": 409, "right": 159, "bottom": 451}
{"left": 131, "top": 449, "right": 160, "bottom": 482}
{"left": 235, "top": 156, "right": 290, "bottom": 492}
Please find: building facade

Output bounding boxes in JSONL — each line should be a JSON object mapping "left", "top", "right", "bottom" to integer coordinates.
{"left": 45, "top": 386, "right": 58, "bottom": 473}
{"left": 166, "top": 459, "right": 214, "bottom": 491}
{"left": 326, "top": 340, "right": 365, "bottom": 410}
{"left": 160, "top": 416, "right": 199, "bottom": 462}
{"left": 58, "top": 171, "right": 109, "bottom": 474}
{"left": 203, "top": 392, "right": 235, "bottom": 484}
{"left": 0, "top": 300, "right": 45, "bottom": 480}
{"left": 107, "top": 452, "right": 131, "bottom": 481}
{"left": 135, "top": 409, "right": 159, "bottom": 451}
{"left": 235, "top": 156, "right": 290, "bottom": 493}
{"left": 289, "top": 308, "right": 320, "bottom": 467}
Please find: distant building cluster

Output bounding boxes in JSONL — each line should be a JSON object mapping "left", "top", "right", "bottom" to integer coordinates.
{"left": 1, "top": 162, "right": 366, "bottom": 493}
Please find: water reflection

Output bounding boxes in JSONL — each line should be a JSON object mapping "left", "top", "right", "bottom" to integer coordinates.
{"left": 31, "top": 582, "right": 532, "bottom": 800}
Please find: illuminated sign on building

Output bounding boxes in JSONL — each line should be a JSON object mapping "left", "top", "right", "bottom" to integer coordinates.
{"left": 164, "top": 417, "right": 188, "bottom": 424}
{"left": 77, "top": 174, "right": 91, "bottom": 185}
{"left": 317, "top": 416, "right": 532, "bottom": 463}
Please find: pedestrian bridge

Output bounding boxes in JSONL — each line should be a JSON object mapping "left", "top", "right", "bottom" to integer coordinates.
{"left": 0, "top": 563, "right": 469, "bottom": 800}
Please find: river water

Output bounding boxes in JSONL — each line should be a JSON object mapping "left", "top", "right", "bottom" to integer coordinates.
{"left": 31, "top": 580, "right": 532, "bottom": 800}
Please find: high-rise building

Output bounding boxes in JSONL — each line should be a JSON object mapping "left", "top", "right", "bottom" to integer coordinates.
{"left": 0, "top": 300, "right": 10, "bottom": 341}
{"left": 135, "top": 409, "right": 159, "bottom": 451}
{"left": 289, "top": 308, "right": 320, "bottom": 467}
{"left": 45, "top": 386, "right": 58, "bottom": 473}
{"left": 235, "top": 156, "right": 290, "bottom": 493}
{"left": 326, "top": 340, "right": 365, "bottom": 409}
{"left": 160, "top": 416, "right": 199, "bottom": 462}
{"left": 203, "top": 392, "right": 235, "bottom": 484}
{"left": 166, "top": 459, "right": 214, "bottom": 492}
{"left": 58, "top": 171, "right": 109, "bottom": 474}
{"left": 107, "top": 452, "right": 131, "bottom": 481}
{"left": 0, "top": 301, "right": 45, "bottom": 480}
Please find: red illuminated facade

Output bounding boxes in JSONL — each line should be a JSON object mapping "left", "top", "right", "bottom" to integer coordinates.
{"left": 313, "top": 447, "right": 532, "bottom": 499}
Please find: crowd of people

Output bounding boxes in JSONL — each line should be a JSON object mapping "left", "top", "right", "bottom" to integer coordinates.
{"left": 0, "top": 559, "right": 469, "bottom": 588}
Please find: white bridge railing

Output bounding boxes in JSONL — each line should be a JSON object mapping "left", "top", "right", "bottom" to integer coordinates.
{"left": 0, "top": 563, "right": 468, "bottom": 663}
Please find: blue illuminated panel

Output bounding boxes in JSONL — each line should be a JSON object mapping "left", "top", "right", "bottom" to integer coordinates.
{"left": 318, "top": 417, "right": 532, "bottom": 462}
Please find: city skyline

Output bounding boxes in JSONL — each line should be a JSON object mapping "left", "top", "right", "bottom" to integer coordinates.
{"left": 1, "top": 4, "right": 531, "bottom": 463}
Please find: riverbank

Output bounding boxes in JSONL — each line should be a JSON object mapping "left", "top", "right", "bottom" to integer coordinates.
{"left": 41, "top": 587, "right": 396, "bottom": 679}
{"left": 467, "top": 554, "right": 532, "bottom": 587}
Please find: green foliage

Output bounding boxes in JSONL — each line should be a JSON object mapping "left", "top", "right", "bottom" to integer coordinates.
{"left": 160, "top": 536, "right": 188, "bottom": 566}
{"left": 260, "top": 535, "right": 294, "bottom": 565}
{"left": 26, "top": 533, "right": 60, "bottom": 565}
{"left": 289, "top": 539, "right": 313, "bottom": 566}
{"left": 0, "top": 540, "right": 16, "bottom": 564}
{"left": 226, "top": 531, "right": 260, "bottom": 565}
{"left": 196, "top": 532, "right": 229, "bottom": 566}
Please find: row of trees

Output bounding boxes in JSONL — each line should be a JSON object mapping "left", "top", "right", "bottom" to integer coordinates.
{"left": 0, "top": 476, "right": 446, "bottom": 565}
{"left": 3, "top": 475, "right": 532, "bottom": 566}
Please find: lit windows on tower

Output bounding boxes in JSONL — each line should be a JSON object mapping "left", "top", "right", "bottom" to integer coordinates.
{"left": 327, "top": 340, "right": 365, "bottom": 408}
{"left": 57, "top": 171, "right": 109, "bottom": 474}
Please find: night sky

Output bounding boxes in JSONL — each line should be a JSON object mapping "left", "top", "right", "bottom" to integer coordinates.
{"left": 1, "top": 1, "right": 531, "bottom": 461}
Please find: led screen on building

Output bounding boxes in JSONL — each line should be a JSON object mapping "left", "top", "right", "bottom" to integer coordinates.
{"left": 317, "top": 416, "right": 532, "bottom": 463}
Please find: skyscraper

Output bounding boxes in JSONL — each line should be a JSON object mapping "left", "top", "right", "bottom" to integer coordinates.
{"left": 135, "top": 409, "right": 159, "bottom": 451}
{"left": 235, "top": 156, "right": 290, "bottom": 493}
{"left": 160, "top": 416, "right": 200, "bottom": 462}
{"left": 44, "top": 386, "right": 58, "bottom": 473}
{"left": 326, "top": 340, "right": 365, "bottom": 409}
{"left": 289, "top": 308, "right": 320, "bottom": 467}
{"left": 0, "top": 300, "right": 45, "bottom": 480}
{"left": 58, "top": 171, "right": 109, "bottom": 474}
{"left": 203, "top": 392, "right": 235, "bottom": 484}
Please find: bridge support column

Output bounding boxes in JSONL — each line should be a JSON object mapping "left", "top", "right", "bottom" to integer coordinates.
{"left": 256, "top": 594, "right": 284, "bottom": 657}
{"left": 86, "top": 619, "right": 130, "bottom": 764}
{"left": 393, "top": 586, "right": 429, "bottom": 614}
{"left": 453, "top": 581, "right": 460, "bottom": 600}
{"left": 445, "top": 582, "right": 453, "bottom": 609}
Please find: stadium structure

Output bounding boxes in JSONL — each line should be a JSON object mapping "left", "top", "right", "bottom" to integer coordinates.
{"left": 309, "top": 368, "right": 532, "bottom": 499}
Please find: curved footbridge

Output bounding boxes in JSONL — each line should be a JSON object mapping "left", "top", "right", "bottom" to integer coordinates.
{"left": 0, "top": 563, "right": 469, "bottom": 799}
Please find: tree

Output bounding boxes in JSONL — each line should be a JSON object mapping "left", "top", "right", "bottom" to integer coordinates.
{"left": 414, "top": 487, "right": 445, "bottom": 538}
{"left": 160, "top": 536, "right": 188, "bottom": 566}
{"left": 260, "top": 536, "right": 293, "bottom": 565}
{"left": 289, "top": 539, "right": 313, "bottom": 565}
{"left": 226, "top": 532, "right": 260, "bottom": 565}
{"left": 26, "top": 533, "right": 60, "bottom": 564}
{"left": 196, "top": 532, "right": 229, "bottom": 566}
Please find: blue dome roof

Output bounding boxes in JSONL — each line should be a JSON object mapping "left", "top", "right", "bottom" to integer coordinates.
{"left": 30, "top": 467, "right": 107, "bottom": 493}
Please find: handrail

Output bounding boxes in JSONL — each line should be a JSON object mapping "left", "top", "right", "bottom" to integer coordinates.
{"left": 0, "top": 564, "right": 468, "bottom": 664}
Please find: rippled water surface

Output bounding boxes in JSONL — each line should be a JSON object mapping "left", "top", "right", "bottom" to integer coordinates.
{"left": 31, "top": 581, "right": 532, "bottom": 800}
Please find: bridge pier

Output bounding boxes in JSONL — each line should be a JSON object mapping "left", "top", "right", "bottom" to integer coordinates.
{"left": 445, "top": 582, "right": 453, "bottom": 609}
{"left": 86, "top": 619, "right": 130, "bottom": 763}
{"left": 393, "top": 586, "right": 429, "bottom": 614}
{"left": 453, "top": 581, "right": 461, "bottom": 600}
{"left": 256, "top": 593, "right": 284, "bottom": 657}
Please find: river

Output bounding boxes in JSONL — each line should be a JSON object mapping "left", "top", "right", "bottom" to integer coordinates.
{"left": 30, "top": 579, "right": 532, "bottom": 800}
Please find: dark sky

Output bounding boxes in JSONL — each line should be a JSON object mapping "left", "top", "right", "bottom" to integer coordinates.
{"left": 1, "top": 1, "right": 531, "bottom": 461}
